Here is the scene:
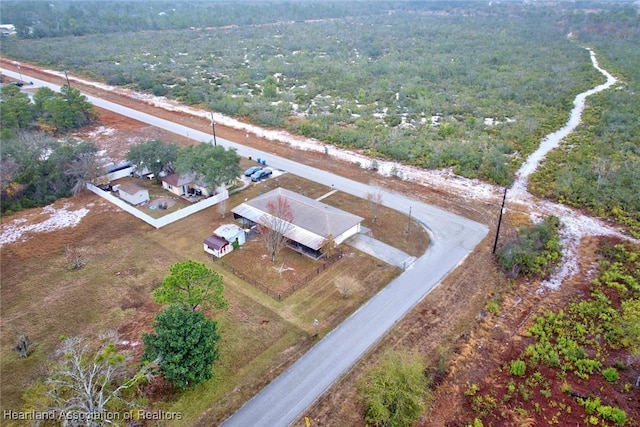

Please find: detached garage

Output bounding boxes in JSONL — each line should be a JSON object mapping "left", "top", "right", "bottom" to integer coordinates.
{"left": 115, "top": 182, "right": 149, "bottom": 205}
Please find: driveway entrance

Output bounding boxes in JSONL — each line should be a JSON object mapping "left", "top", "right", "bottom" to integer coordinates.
{"left": 346, "top": 231, "right": 417, "bottom": 269}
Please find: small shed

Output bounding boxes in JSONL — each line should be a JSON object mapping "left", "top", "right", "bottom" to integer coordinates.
{"left": 214, "top": 223, "right": 246, "bottom": 247}
{"left": 116, "top": 182, "right": 149, "bottom": 205}
{"left": 203, "top": 235, "right": 232, "bottom": 258}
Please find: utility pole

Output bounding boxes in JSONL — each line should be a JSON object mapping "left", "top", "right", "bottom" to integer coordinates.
{"left": 211, "top": 112, "right": 218, "bottom": 146}
{"left": 17, "top": 64, "right": 23, "bottom": 83}
{"left": 406, "top": 206, "right": 412, "bottom": 241}
{"left": 64, "top": 69, "right": 71, "bottom": 87}
{"left": 492, "top": 187, "right": 508, "bottom": 254}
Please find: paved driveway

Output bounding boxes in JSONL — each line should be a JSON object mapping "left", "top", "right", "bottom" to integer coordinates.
{"left": 346, "top": 233, "right": 417, "bottom": 269}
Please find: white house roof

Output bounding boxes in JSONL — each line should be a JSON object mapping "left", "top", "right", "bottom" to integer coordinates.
{"left": 231, "top": 187, "right": 363, "bottom": 250}
{"left": 117, "top": 182, "right": 147, "bottom": 196}
{"left": 214, "top": 223, "right": 244, "bottom": 241}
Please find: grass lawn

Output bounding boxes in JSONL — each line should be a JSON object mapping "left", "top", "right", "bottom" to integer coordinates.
{"left": 0, "top": 173, "right": 422, "bottom": 425}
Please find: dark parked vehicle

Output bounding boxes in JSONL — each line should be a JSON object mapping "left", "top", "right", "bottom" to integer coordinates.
{"left": 244, "top": 166, "right": 262, "bottom": 176}
{"left": 251, "top": 168, "right": 272, "bottom": 182}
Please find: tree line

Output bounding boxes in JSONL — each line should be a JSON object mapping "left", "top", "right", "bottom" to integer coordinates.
{"left": 1, "top": 83, "right": 96, "bottom": 136}
{"left": 3, "top": 2, "right": 638, "bottom": 230}
{"left": 0, "top": 1, "right": 487, "bottom": 39}
{"left": 530, "top": 29, "right": 640, "bottom": 237}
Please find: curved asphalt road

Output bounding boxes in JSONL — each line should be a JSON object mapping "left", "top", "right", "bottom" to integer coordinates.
{"left": 3, "top": 69, "right": 488, "bottom": 426}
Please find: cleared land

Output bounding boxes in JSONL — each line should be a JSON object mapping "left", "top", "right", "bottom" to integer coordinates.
{"left": 0, "top": 106, "right": 429, "bottom": 424}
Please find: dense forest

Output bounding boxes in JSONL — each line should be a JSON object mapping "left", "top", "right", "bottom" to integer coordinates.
{"left": 1, "top": 1, "right": 638, "bottom": 231}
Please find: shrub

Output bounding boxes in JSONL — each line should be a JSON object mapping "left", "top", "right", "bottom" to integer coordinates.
{"left": 601, "top": 367, "right": 619, "bottom": 383}
{"left": 496, "top": 216, "right": 562, "bottom": 279}
{"left": 358, "top": 350, "right": 431, "bottom": 427}
{"left": 598, "top": 406, "right": 627, "bottom": 425}
{"left": 465, "top": 383, "right": 480, "bottom": 396}
{"left": 510, "top": 359, "right": 526, "bottom": 377}
{"left": 486, "top": 300, "right": 501, "bottom": 315}
{"left": 578, "top": 397, "right": 627, "bottom": 426}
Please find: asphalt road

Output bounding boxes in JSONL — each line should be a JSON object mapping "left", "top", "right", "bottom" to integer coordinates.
{"left": 2, "top": 68, "right": 489, "bottom": 426}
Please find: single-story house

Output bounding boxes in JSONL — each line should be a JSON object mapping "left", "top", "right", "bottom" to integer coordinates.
{"left": 214, "top": 223, "right": 246, "bottom": 247}
{"left": 231, "top": 187, "right": 363, "bottom": 259}
{"left": 203, "top": 235, "right": 232, "bottom": 258}
{"left": 115, "top": 182, "right": 149, "bottom": 205}
{"left": 161, "top": 173, "right": 211, "bottom": 197}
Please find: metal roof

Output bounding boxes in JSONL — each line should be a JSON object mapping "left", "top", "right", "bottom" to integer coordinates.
{"left": 161, "top": 173, "right": 195, "bottom": 187}
{"left": 214, "top": 223, "right": 244, "bottom": 241}
{"left": 203, "top": 235, "right": 229, "bottom": 251}
{"left": 231, "top": 188, "right": 363, "bottom": 250}
{"left": 116, "top": 182, "right": 147, "bottom": 196}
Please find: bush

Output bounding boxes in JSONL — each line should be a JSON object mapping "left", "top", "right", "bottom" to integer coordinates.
{"left": 358, "top": 350, "right": 431, "bottom": 427}
{"left": 496, "top": 216, "right": 562, "bottom": 278}
{"left": 486, "top": 301, "right": 501, "bottom": 315}
{"left": 601, "top": 367, "right": 619, "bottom": 383}
{"left": 510, "top": 359, "right": 527, "bottom": 377}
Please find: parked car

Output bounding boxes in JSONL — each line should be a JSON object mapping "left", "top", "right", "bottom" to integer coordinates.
{"left": 251, "top": 168, "right": 272, "bottom": 182}
{"left": 244, "top": 166, "right": 262, "bottom": 176}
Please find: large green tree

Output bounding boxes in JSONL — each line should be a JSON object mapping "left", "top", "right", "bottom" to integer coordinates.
{"left": 175, "top": 143, "right": 241, "bottom": 190}
{"left": 27, "top": 85, "right": 97, "bottom": 133}
{"left": 142, "top": 305, "right": 220, "bottom": 389}
{"left": 0, "top": 84, "right": 34, "bottom": 135}
{"left": 34, "top": 85, "right": 96, "bottom": 133}
{"left": 60, "top": 84, "right": 96, "bottom": 129}
{"left": 153, "top": 260, "right": 228, "bottom": 312}
{"left": 126, "top": 139, "right": 178, "bottom": 182}
{"left": 32, "top": 86, "right": 57, "bottom": 117}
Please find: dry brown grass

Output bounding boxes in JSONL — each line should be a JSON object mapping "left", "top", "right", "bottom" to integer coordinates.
{"left": 0, "top": 62, "right": 495, "bottom": 426}
{"left": 0, "top": 174, "right": 410, "bottom": 425}
{"left": 322, "top": 191, "right": 430, "bottom": 257}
